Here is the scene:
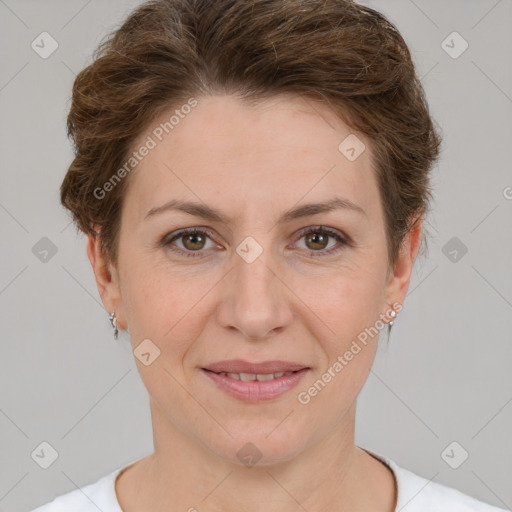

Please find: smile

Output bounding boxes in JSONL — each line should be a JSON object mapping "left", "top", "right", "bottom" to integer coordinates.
{"left": 201, "top": 368, "right": 309, "bottom": 402}
{"left": 212, "top": 371, "right": 297, "bottom": 381}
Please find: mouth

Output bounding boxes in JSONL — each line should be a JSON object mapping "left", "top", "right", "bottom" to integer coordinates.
{"left": 202, "top": 368, "right": 303, "bottom": 381}
{"left": 200, "top": 361, "right": 310, "bottom": 402}
{"left": 202, "top": 359, "right": 310, "bottom": 375}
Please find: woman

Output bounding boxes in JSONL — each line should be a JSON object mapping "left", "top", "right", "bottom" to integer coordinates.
{"left": 31, "top": 0, "right": 508, "bottom": 510}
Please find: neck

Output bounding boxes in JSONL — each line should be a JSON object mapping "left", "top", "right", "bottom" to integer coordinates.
{"left": 116, "top": 400, "right": 396, "bottom": 512}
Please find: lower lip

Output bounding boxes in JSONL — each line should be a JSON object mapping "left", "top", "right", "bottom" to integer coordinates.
{"left": 201, "top": 368, "right": 309, "bottom": 403}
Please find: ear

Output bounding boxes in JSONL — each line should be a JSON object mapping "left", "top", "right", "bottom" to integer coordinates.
{"left": 383, "top": 217, "right": 423, "bottom": 312}
{"left": 86, "top": 232, "right": 127, "bottom": 331}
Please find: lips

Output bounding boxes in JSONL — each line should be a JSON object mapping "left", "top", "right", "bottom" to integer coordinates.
{"left": 202, "top": 359, "right": 309, "bottom": 375}
{"left": 202, "top": 366, "right": 310, "bottom": 402}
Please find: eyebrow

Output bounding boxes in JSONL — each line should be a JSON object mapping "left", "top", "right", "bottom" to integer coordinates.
{"left": 145, "top": 196, "right": 367, "bottom": 223}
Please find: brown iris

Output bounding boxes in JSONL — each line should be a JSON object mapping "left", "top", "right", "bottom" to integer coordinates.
{"left": 181, "top": 232, "right": 206, "bottom": 251}
{"left": 305, "top": 231, "right": 329, "bottom": 251}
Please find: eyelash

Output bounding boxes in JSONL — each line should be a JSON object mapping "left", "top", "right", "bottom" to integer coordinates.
{"left": 161, "top": 226, "right": 349, "bottom": 259}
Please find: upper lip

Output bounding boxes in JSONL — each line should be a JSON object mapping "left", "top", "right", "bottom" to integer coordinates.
{"left": 203, "top": 360, "right": 309, "bottom": 374}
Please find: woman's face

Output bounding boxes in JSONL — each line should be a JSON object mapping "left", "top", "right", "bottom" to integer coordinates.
{"left": 90, "top": 93, "right": 417, "bottom": 465}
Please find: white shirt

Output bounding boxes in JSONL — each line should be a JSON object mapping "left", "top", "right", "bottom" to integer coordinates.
{"left": 30, "top": 449, "right": 509, "bottom": 511}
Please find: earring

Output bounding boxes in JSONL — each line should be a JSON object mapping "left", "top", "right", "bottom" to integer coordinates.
{"left": 108, "top": 311, "right": 119, "bottom": 342}
{"left": 386, "top": 308, "right": 398, "bottom": 343}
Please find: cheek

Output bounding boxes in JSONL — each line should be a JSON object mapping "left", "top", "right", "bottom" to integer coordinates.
{"left": 294, "top": 263, "right": 385, "bottom": 340}
{"left": 120, "top": 256, "right": 215, "bottom": 358}
{"left": 295, "top": 271, "right": 384, "bottom": 412}
{"left": 119, "top": 253, "right": 171, "bottom": 338}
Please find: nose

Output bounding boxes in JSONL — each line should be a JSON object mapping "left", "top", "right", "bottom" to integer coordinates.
{"left": 215, "top": 252, "right": 294, "bottom": 340}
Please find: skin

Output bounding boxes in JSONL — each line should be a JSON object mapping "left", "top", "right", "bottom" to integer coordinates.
{"left": 87, "top": 93, "right": 422, "bottom": 512}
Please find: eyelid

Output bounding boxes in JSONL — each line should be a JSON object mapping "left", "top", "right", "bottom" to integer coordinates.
{"left": 290, "top": 225, "right": 350, "bottom": 256}
{"left": 161, "top": 226, "right": 219, "bottom": 252}
{"left": 293, "top": 225, "right": 349, "bottom": 244}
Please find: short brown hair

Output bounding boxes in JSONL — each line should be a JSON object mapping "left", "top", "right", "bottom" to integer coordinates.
{"left": 61, "top": 0, "right": 442, "bottom": 267}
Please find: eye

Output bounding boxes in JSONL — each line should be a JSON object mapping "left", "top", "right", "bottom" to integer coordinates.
{"left": 162, "top": 227, "right": 218, "bottom": 258}
{"left": 293, "top": 226, "right": 349, "bottom": 257}
{"left": 161, "top": 225, "right": 349, "bottom": 259}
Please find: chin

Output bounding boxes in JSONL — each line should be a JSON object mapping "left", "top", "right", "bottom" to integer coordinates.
{"left": 204, "top": 425, "right": 308, "bottom": 468}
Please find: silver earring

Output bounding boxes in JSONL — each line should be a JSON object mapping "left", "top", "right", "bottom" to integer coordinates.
{"left": 386, "top": 309, "right": 398, "bottom": 343}
{"left": 108, "top": 311, "right": 118, "bottom": 341}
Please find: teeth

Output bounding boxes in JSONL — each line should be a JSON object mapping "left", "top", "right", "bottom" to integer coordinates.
{"left": 240, "top": 372, "right": 257, "bottom": 381}
{"left": 255, "top": 373, "right": 274, "bottom": 381}
{"left": 218, "top": 371, "right": 296, "bottom": 381}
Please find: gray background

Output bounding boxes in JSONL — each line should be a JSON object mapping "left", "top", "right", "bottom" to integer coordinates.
{"left": 0, "top": 0, "right": 511, "bottom": 510}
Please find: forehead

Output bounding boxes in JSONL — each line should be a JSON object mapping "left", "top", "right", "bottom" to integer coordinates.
{"left": 123, "top": 94, "right": 380, "bottom": 225}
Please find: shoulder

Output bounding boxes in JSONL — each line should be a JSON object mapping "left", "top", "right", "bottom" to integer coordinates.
{"left": 388, "top": 457, "right": 509, "bottom": 512}
{"left": 29, "top": 466, "right": 125, "bottom": 512}
{"left": 362, "top": 447, "right": 509, "bottom": 512}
